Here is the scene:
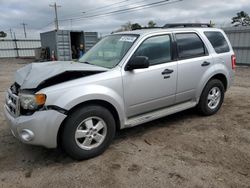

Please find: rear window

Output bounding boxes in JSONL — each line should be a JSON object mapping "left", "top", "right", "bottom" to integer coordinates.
{"left": 175, "top": 33, "right": 207, "bottom": 59}
{"left": 204, "top": 31, "right": 230, "bottom": 54}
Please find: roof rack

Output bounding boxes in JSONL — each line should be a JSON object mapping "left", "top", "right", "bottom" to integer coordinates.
{"left": 132, "top": 26, "right": 162, "bottom": 30}
{"left": 131, "top": 23, "right": 213, "bottom": 31}
{"left": 163, "top": 23, "right": 212, "bottom": 28}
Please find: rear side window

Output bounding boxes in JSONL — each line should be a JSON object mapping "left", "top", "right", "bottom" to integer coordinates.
{"left": 133, "top": 35, "right": 171, "bottom": 66}
{"left": 204, "top": 31, "right": 230, "bottom": 54}
{"left": 175, "top": 33, "right": 207, "bottom": 59}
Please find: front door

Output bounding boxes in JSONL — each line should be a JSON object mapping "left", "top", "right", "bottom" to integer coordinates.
{"left": 122, "top": 34, "right": 177, "bottom": 117}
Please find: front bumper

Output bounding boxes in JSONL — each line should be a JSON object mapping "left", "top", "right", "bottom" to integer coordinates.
{"left": 4, "top": 105, "right": 67, "bottom": 148}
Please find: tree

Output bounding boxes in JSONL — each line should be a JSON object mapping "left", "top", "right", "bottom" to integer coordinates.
{"left": 148, "top": 20, "right": 157, "bottom": 28}
{"left": 131, "top": 23, "right": 142, "bottom": 30}
{"left": 113, "top": 22, "right": 132, "bottom": 33}
{"left": 121, "top": 21, "right": 132, "bottom": 31}
{"left": 0, "top": 31, "right": 7, "bottom": 38}
{"left": 232, "top": 11, "right": 250, "bottom": 26}
{"left": 113, "top": 20, "right": 157, "bottom": 33}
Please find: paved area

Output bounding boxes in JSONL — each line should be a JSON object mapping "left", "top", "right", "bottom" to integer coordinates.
{"left": 0, "top": 58, "right": 250, "bottom": 188}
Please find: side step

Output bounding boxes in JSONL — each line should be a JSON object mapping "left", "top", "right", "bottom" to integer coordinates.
{"left": 124, "top": 101, "right": 197, "bottom": 128}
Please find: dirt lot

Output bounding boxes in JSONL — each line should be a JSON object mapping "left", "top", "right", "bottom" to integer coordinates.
{"left": 0, "top": 58, "right": 250, "bottom": 188}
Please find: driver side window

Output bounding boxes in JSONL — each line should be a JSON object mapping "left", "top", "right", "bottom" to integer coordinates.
{"left": 133, "top": 35, "right": 172, "bottom": 66}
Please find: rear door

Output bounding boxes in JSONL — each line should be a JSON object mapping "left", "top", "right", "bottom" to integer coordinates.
{"left": 174, "top": 32, "right": 213, "bottom": 103}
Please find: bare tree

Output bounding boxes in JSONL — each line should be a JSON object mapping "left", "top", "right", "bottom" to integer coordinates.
{"left": 114, "top": 22, "right": 133, "bottom": 33}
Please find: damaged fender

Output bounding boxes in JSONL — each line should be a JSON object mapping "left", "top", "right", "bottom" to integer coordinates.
{"left": 42, "top": 84, "right": 126, "bottom": 128}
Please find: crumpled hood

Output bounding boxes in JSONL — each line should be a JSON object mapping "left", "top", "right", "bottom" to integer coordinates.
{"left": 15, "top": 61, "right": 108, "bottom": 89}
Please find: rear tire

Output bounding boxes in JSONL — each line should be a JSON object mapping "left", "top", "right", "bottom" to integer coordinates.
{"left": 61, "top": 105, "right": 116, "bottom": 160}
{"left": 197, "top": 79, "right": 225, "bottom": 116}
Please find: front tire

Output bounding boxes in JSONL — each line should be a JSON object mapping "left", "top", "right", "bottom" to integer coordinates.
{"left": 197, "top": 79, "right": 225, "bottom": 116}
{"left": 61, "top": 105, "right": 116, "bottom": 160}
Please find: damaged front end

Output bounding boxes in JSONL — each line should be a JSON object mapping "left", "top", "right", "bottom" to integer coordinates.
{"left": 15, "top": 61, "right": 108, "bottom": 90}
{"left": 7, "top": 61, "right": 108, "bottom": 116}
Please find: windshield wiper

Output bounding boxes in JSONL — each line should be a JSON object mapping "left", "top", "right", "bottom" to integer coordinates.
{"left": 79, "top": 61, "right": 109, "bottom": 69}
{"left": 80, "top": 61, "right": 92, "bottom": 65}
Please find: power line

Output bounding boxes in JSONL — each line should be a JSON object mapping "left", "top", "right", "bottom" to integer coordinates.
{"left": 44, "top": 0, "right": 141, "bottom": 29}
{"left": 87, "top": 0, "right": 149, "bottom": 14}
{"left": 37, "top": 21, "right": 54, "bottom": 30}
{"left": 60, "top": 0, "right": 131, "bottom": 19}
{"left": 2, "top": 0, "right": 183, "bottom": 32}
{"left": 59, "top": 0, "right": 183, "bottom": 22}
{"left": 49, "top": 2, "right": 61, "bottom": 30}
{"left": 87, "top": 0, "right": 130, "bottom": 12}
{"left": 58, "top": 0, "right": 148, "bottom": 29}
{"left": 65, "top": 0, "right": 151, "bottom": 19}
{"left": 60, "top": 0, "right": 157, "bottom": 21}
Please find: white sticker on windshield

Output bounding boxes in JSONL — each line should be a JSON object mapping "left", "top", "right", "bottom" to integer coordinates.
{"left": 119, "top": 36, "right": 136, "bottom": 43}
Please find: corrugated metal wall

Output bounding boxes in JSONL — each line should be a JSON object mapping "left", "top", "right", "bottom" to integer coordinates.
{"left": 56, "top": 30, "right": 71, "bottom": 61}
{"left": 84, "top": 32, "right": 98, "bottom": 52}
{"left": 0, "top": 39, "right": 41, "bottom": 58}
{"left": 224, "top": 27, "right": 250, "bottom": 65}
{"left": 40, "top": 30, "right": 98, "bottom": 61}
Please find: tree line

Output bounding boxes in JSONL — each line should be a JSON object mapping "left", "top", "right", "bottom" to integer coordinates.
{"left": 113, "top": 20, "right": 157, "bottom": 32}
{"left": 114, "top": 11, "right": 250, "bottom": 33}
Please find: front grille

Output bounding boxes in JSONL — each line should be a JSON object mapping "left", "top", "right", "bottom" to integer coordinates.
{"left": 5, "top": 88, "right": 20, "bottom": 117}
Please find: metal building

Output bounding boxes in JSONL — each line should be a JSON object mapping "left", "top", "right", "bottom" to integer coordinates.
{"left": 40, "top": 30, "right": 98, "bottom": 61}
{"left": 0, "top": 39, "right": 41, "bottom": 58}
{"left": 224, "top": 27, "right": 250, "bottom": 65}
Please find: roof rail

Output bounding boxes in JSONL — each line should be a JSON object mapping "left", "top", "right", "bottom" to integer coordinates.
{"left": 131, "top": 26, "right": 162, "bottom": 30}
{"left": 131, "top": 23, "right": 213, "bottom": 31}
{"left": 163, "top": 23, "right": 212, "bottom": 28}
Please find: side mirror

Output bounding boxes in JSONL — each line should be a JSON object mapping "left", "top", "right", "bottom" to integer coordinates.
{"left": 126, "top": 56, "right": 149, "bottom": 71}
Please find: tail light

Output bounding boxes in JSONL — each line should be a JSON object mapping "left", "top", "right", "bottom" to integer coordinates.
{"left": 231, "top": 54, "right": 236, "bottom": 70}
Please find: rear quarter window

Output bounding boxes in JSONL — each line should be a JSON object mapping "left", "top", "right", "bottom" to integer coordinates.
{"left": 204, "top": 31, "right": 230, "bottom": 54}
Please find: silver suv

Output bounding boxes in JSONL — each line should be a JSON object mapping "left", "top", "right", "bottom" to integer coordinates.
{"left": 4, "top": 24, "right": 236, "bottom": 160}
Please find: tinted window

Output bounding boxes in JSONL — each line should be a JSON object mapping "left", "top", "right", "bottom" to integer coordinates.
{"left": 134, "top": 35, "right": 171, "bottom": 65}
{"left": 176, "top": 33, "right": 206, "bottom": 58}
{"left": 204, "top": 31, "right": 230, "bottom": 53}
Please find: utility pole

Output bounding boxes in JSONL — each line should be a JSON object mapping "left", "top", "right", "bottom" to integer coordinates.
{"left": 13, "top": 32, "right": 19, "bottom": 58}
{"left": 70, "top": 19, "right": 73, "bottom": 30}
{"left": 49, "top": 2, "right": 61, "bottom": 31}
{"left": 20, "top": 22, "right": 27, "bottom": 38}
{"left": 9, "top": 28, "right": 13, "bottom": 39}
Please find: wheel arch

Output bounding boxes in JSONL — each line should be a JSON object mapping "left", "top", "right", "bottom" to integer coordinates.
{"left": 57, "top": 99, "right": 121, "bottom": 148}
{"left": 196, "top": 71, "right": 228, "bottom": 103}
{"left": 209, "top": 73, "right": 227, "bottom": 91}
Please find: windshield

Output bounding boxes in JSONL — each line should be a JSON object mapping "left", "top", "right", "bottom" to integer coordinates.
{"left": 79, "top": 34, "right": 138, "bottom": 68}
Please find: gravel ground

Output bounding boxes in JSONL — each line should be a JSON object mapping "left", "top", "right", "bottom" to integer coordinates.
{"left": 0, "top": 58, "right": 250, "bottom": 188}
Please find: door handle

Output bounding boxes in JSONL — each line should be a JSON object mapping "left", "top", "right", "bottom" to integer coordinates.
{"left": 201, "top": 61, "right": 210, "bottom": 66}
{"left": 162, "top": 69, "right": 174, "bottom": 75}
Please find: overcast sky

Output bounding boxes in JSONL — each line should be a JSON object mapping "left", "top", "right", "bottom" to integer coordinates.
{"left": 0, "top": 0, "right": 250, "bottom": 39}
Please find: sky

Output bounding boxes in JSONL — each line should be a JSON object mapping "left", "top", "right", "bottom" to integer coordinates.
{"left": 0, "top": 0, "right": 250, "bottom": 39}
